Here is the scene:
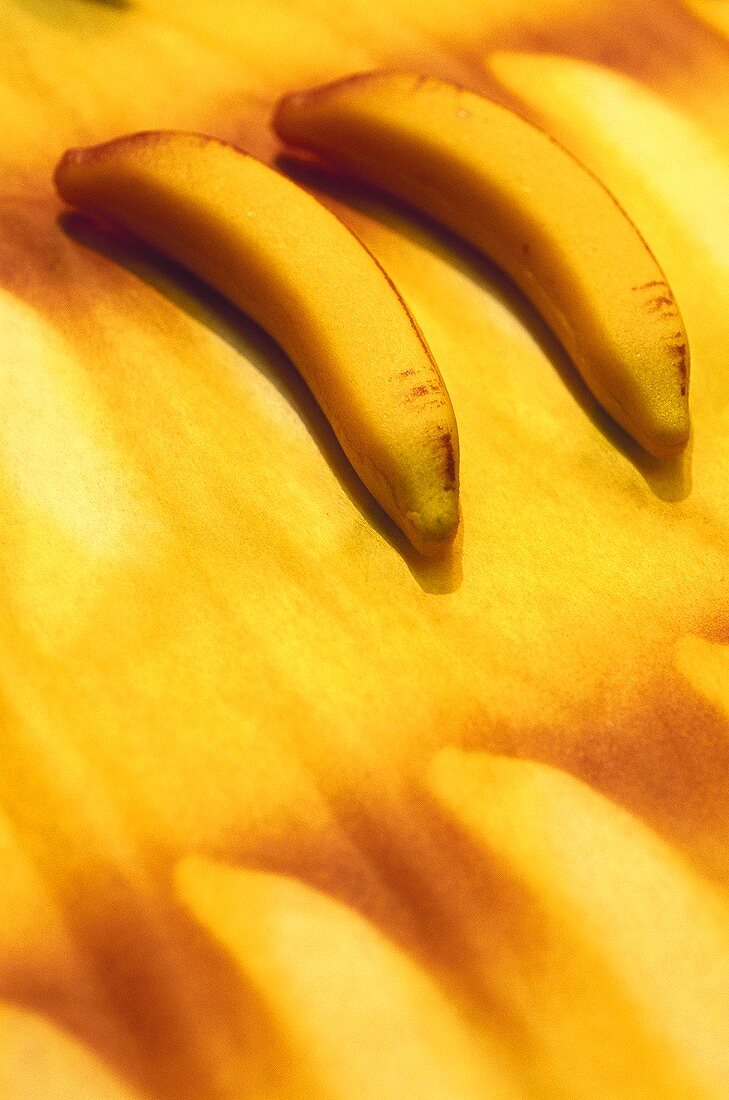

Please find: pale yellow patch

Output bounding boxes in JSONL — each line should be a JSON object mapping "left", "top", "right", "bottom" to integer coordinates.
{"left": 681, "top": 0, "right": 729, "bottom": 38}
{"left": 176, "top": 854, "right": 519, "bottom": 1100}
{"left": 487, "top": 51, "right": 729, "bottom": 278}
{"left": 429, "top": 749, "right": 729, "bottom": 1098}
{"left": 0, "top": 291, "right": 162, "bottom": 648}
{"left": 0, "top": 1003, "right": 142, "bottom": 1100}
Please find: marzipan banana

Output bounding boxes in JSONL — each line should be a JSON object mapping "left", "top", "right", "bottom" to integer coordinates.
{"left": 274, "top": 72, "right": 690, "bottom": 459}
{"left": 54, "top": 131, "right": 459, "bottom": 556}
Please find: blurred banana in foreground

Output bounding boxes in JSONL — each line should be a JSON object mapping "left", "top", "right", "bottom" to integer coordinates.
{"left": 54, "top": 131, "right": 459, "bottom": 555}
{"left": 274, "top": 72, "right": 691, "bottom": 459}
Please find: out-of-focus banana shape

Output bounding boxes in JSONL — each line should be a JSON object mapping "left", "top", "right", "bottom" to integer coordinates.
{"left": 54, "top": 131, "right": 459, "bottom": 556}
{"left": 274, "top": 72, "right": 691, "bottom": 460}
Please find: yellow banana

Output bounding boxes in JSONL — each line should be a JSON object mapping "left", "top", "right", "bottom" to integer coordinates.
{"left": 274, "top": 72, "right": 691, "bottom": 460}
{"left": 54, "top": 131, "right": 459, "bottom": 556}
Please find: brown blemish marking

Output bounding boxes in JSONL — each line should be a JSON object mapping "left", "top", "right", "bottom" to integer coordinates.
{"left": 662, "top": 330, "right": 689, "bottom": 395}
{"left": 412, "top": 73, "right": 434, "bottom": 95}
{"left": 439, "top": 429, "right": 456, "bottom": 485}
{"left": 632, "top": 279, "right": 668, "bottom": 292}
{"left": 671, "top": 345, "right": 688, "bottom": 395}
{"left": 646, "top": 295, "right": 676, "bottom": 313}
{"left": 410, "top": 384, "right": 430, "bottom": 399}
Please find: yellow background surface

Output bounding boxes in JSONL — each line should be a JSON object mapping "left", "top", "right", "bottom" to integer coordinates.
{"left": 1, "top": 1, "right": 729, "bottom": 1096}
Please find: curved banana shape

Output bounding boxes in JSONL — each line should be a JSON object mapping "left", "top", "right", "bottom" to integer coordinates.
{"left": 274, "top": 72, "right": 691, "bottom": 460}
{"left": 54, "top": 131, "right": 459, "bottom": 556}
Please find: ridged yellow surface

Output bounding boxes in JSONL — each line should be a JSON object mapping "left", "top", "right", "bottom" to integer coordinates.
{"left": 1, "top": 1, "right": 729, "bottom": 1097}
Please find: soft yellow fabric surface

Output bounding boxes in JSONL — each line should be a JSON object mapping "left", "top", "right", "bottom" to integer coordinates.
{"left": 1, "top": 1, "right": 728, "bottom": 1096}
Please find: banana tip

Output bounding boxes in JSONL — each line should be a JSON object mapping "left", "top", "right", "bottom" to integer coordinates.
{"left": 53, "top": 146, "right": 87, "bottom": 200}
{"left": 642, "top": 412, "right": 690, "bottom": 460}
{"left": 406, "top": 496, "right": 460, "bottom": 557}
{"left": 272, "top": 92, "right": 316, "bottom": 147}
{"left": 278, "top": 91, "right": 308, "bottom": 113}
{"left": 273, "top": 74, "right": 375, "bottom": 137}
{"left": 649, "top": 431, "right": 690, "bottom": 461}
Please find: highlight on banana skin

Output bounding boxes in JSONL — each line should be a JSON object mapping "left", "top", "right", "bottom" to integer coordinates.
{"left": 54, "top": 72, "right": 690, "bottom": 556}
{"left": 273, "top": 70, "right": 691, "bottom": 461}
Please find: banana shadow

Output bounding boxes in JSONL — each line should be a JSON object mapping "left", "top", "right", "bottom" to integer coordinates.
{"left": 57, "top": 210, "right": 460, "bottom": 593}
{"left": 276, "top": 154, "right": 691, "bottom": 505}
